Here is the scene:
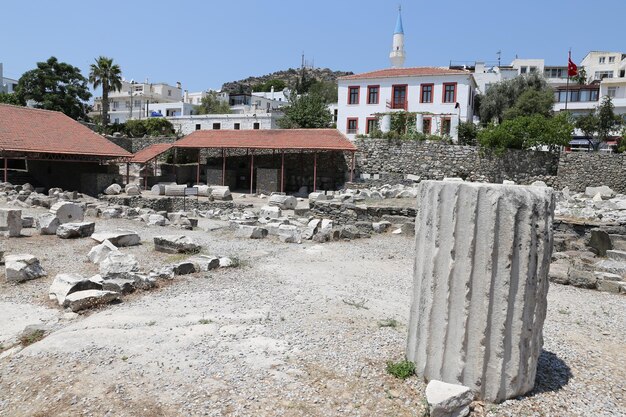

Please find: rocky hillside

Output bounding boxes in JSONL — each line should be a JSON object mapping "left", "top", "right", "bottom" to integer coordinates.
{"left": 221, "top": 67, "right": 353, "bottom": 94}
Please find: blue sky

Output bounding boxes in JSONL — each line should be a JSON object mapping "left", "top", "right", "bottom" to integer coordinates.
{"left": 1, "top": 0, "right": 624, "bottom": 95}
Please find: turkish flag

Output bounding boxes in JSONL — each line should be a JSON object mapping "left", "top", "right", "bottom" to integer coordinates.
{"left": 568, "top": 54, "right": 578, "bottom": 77}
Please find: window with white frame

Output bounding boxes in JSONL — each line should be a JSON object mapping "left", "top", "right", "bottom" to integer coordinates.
{"left": 595, "top": 71, "right": 614, "bottom": 80}
{"left": 599, "top": 57, "right": 606, "bottom": 64}
{"left": 609, "top": 56, "right": 615, "bottom": 63}
{"left": 607, "top": 87, "right": 617, "bottom": 98}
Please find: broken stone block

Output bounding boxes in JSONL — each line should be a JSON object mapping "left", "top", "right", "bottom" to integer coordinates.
{"left": 189, "top": 255, "right": 220, "bottom": 272}
{"left": 104, "top": 184, "right": 122, "bottom": 195}
{"left": 269, "top": 194, "right": 297, "bottom": 209}
{"left": 597, "top": 279, "right": 626, "bottom": 294}
{"left": 150, "top": 184, "right": 165, "bottom": 195}
{"left": 219, "top": 257, "right": 233, "bottom": 268}
{"left": 372, "top": 221, "right": 392, "bottom": 233}
{"left": 154, "top": 235, "right": 201, "bottom": 254}
{"left": 91, "top": 230, "right": 140, "bottom": 247}
{"left": 425, "top": 380, "right": 474, "bottom": 417}
{"left": 64, "top": 290, "right": 120, "bottom": 312}
{"left": 587, "top": 229, "right": 613, "bottom": 256}
{"left": 125, "top": 184, "right": 141, "bottom": 195}
{"left": 5, "top": 254, "right": 47, "bottom": 282}
{"left": 567, "top": 269, "right": 597, "bottom": 289}
{"left": 56, "top": 222, "right": 95, "bottom": 239}
{"left": 606, "top": 250, "right": 626, "bottom": 262}
{"left": 21, "top": 216, "right": 34, "bottom": 228}
{"left": 278, "top": 224, "right": 302, "bottom": 243}
{"left": 50, "top": 201, "right": 84, "bottom": 224}
{"left": 99, "top": 252, "right": 140, "bottom": 279}
{"left": 172, "top": 261, "right": 196, "bottom": 275}
{"left": 102, "top": 278, "right": 136, "bottom": 294}
{"left": 548, "top": 260, "right": 570, "bottom": 285}
{"left": 234, "top": 225, "right": 268, "bottom": 239}
{"left": 594, "top": 259, "right": 626, "bottom": 276}
{"left": 0, "top": 208, "right": 22, "bottom": 237}
{"left": 36, "top": 213, "right": 60, "bottom": 235}
{"left": 211, "top": 186, "right": 232, "bottom": 201}
{"left": 49, "top": 273, "right": 102, "bottom": 306}
{"left": 407, "top": 181, "right": 554, "bottom": 402}
{"left": 147, "top": 214, "right": 168, "bottom": 226}
{"left": 585, "top": 185, "right": 615, "bottom": 199}
{"left": 88, "top": 240, "right": 119, "bottom": 264}
{"left": 339, "top": 225, "right": 361, "bottom": 240}
{"left": 260, "top": 205, "right": 281, "bottom": 219}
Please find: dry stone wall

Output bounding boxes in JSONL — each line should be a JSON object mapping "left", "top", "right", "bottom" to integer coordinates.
{"left": 354, "top": 139, "right": 558, "bottom": 185}
{"left": 556, "top": 152, "right": 626, "bottom": 193}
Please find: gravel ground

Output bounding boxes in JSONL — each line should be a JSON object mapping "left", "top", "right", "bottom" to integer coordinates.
{"left": 0, "top": 203, "right": 625, "bottom": 417}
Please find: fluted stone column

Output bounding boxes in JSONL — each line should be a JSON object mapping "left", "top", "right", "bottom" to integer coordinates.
{"left": 407, "top": 180, "right": 554, "bottom": 403}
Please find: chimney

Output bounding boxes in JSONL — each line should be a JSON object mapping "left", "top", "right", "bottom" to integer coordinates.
{"left": 271, "top": 85, "right": 275, "bottom": 100}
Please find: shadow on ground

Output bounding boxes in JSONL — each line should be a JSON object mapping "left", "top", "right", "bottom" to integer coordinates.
{"left": 529, "top": 349, "right": 572, "bottom": 396}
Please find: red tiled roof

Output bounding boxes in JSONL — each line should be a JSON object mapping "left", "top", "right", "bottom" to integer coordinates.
{"left": 131, "top": 143, "right": 174, "bottom": 163}
{"left": 175, "top": 129, "right": 357, "bottom": 151}
{"left": 0, "top": 104, "right": 132, "bottom": 158}
{"left": 338, "top": 67, "right": 470, "bottom": 80}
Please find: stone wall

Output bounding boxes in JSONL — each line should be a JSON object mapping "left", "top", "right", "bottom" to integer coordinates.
{"left": 353, "top": 139, "right": 559, "bottom": 185}
{"left": 105, "top": 135, "right": 178, "bottom": 153}
{"left": 555, "top": 152, "right": 626, "bottom": 193}
{"left": 102, "top": 196, "right": 250, "bottom": 212}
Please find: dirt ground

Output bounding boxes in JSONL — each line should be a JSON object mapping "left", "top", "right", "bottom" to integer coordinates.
{"left": 0, "top": 204, "right": 624, "bottom": 417}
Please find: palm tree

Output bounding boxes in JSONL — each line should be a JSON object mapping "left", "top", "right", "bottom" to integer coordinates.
{"left": 89, "top": 56, "right": 122, "bottom": 126}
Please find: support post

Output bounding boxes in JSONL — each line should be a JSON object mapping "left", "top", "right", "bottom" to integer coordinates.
{"left": 281, "top": 150, "right": 285, "bottom": 193}
{"left": 4, "top": 157, "right": 7, "bottom": 183}
{"left": 144, "top": 163, "right": 148, "bottom": 190}
{"left": 126, "top": 163, "right": 130, "bottom": 184}
{"left": 313, "top": 151, "right": 317, "bottom": 192}
{"left": 350, "top": 152, "right": 355, "bottom": 183}
{"left": 222, "top": 148, "right": 226, "bottom": 186}
{"left": 196, "top": 150, "right": 201, "bottom": 185}
{"left": 250, "top": 150, "right": 254, "bottom": 195}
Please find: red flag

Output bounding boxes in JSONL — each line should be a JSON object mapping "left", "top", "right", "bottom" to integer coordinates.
{"left": 568, "top": 52, "right": 578, "bottom": 77}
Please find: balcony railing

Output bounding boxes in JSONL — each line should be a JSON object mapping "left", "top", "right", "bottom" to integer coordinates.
{"left": 347, "top": 128, "right": 358, "bottom": 135}
{"left": 386, "top": 99, "right": 407, "bottom": 110}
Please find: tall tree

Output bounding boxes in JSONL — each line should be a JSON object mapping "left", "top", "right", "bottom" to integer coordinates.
{"left": 502, "top": 89, "right": 555, "bottom": 120}
{"left": 89, "top": 56, "right": 122, "bottom": 126}
{"left": 277, "top": 93, "right": 332, "bottom": 129}
{"left": 478, "top": 73, "right": 550, "bottom": 124}
{"left": 16, "top": 56, "right": 92, "bottom": 119}
{"left": 597, "top": 96, "right": 622, "bottom": 141}
{"left": 194, "top": 91, "right": 231, "bottom": 114}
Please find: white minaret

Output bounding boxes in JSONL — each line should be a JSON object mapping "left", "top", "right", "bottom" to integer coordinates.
{"left": 389, "top": 6, "right": 406, "bottom": 68}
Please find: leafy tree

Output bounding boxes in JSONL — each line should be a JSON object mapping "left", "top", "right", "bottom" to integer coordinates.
{"left": 251, "top": 79, "right": 286, "bottom": 92}
{"left": 308, "top": 80, "right": 338, "bottom": 104}
{"left": 0, "top": 92, "right": 23, "bottom": 106}
{"left": 89, "top": 56, "right": 122, "bottom": 127}
{"left": 457, "top": 121, "right": 478, "bottom": 145}
{"left": 16, "top": 56, "right": 92, "bottom": 119}
{"left": 597, "top": 96, "right": 622, "bottom": 141}
{"left": 478, "top": 73, "right": 550, "bottom": 124}
{"left": 277, "top": 93, "right": 332, "bottom": 128}
{"left": 502, "top": 89, "right": 554, "bottom": 120}
{"left": 478, "top": 113, "right": 573, "bottom": 152}
{"left": 125, "top": 118, "right": 175, "bottom": 137}
{"left": 571, "top": 67, "right": 588, "bottom": 85}
{"left": 195, "top": 91, "right": 231, "bottom": 114}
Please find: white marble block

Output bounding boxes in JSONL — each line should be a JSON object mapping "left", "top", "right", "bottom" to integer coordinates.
{"left": 407, "top": 180, "right": 554, "bottom": 402}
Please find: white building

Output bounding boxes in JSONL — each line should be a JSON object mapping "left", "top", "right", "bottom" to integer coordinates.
{"left": 337, "top": 8, "right": 476, "bottom": 141}
{"left": 510, "top": 58, "right": 568, "bottom": 86}
{"left": 167, "top": 113, "right": 282, "bottom": 135}
{"left": 0, "top": 63, "right": 18, "bottom": 94}
{"left": 580, "top": 51, "right": 626, "bottom": 82}
{"left": 92, "top": 79, "right": 183, "bottom": 123}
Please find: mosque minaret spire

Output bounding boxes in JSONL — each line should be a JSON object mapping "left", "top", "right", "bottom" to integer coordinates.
{"left": 389, "top": 5, "right": 406, "bottom": 68}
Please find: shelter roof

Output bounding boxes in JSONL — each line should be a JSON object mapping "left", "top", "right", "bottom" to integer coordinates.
{"left": 130, "top": 143, "right": 174, "bottom": 163}
{"left": 174, "top": 129, "right": 357, "bottom": 151}
{"left": 0, "top": 104, "right": 131, "bottom": 158}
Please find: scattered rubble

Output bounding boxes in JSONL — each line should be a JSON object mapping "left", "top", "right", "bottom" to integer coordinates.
{"left": 56, "top": 222, "right": 96, "bottom": 239}
{"left": 91, "top": 230, "right": 141, "bottom": 247}
{"left": 154, "top": 235, "right": 201, "bottom": 254}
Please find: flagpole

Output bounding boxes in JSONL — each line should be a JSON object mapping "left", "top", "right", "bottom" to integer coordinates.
{"left": 565, "top": 49, "right": 571, "bottom": 112}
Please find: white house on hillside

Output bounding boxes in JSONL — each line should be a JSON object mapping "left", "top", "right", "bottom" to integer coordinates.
{"left": 336, "top": 8, "right": 476, "bottom": 142}
{"left": 0, "top": 63, "right": 18, "bottom": 94}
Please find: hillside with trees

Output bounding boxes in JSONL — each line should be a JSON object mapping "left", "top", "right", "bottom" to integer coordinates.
{"left": 221, "top": 67, "right": 353, "bottom": 94}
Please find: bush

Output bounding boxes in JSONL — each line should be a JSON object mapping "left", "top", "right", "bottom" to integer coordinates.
{"left": 96, "top": 118, "right": 175, "bottom": 137}
{"left": 478, "top": 113, "right": 573, "bottom": 152}
{"left": 457, "top": 121, "right": 479, "bottom": 145}
{"left": 386, "top": 360, "right": 415, "bottom": 379}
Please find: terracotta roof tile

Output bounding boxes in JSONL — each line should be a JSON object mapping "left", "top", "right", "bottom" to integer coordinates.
{"left": 0, "top": 104, "right": 132, "bottom": 158}
{"left": 338, "top": 67, "right": 470, "bottom": 80}
{"left": 131, "top": 143, "right": 174, "bottom": 163}
{"left": 175, "top": 129, "right": 357, "bottom": 151}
